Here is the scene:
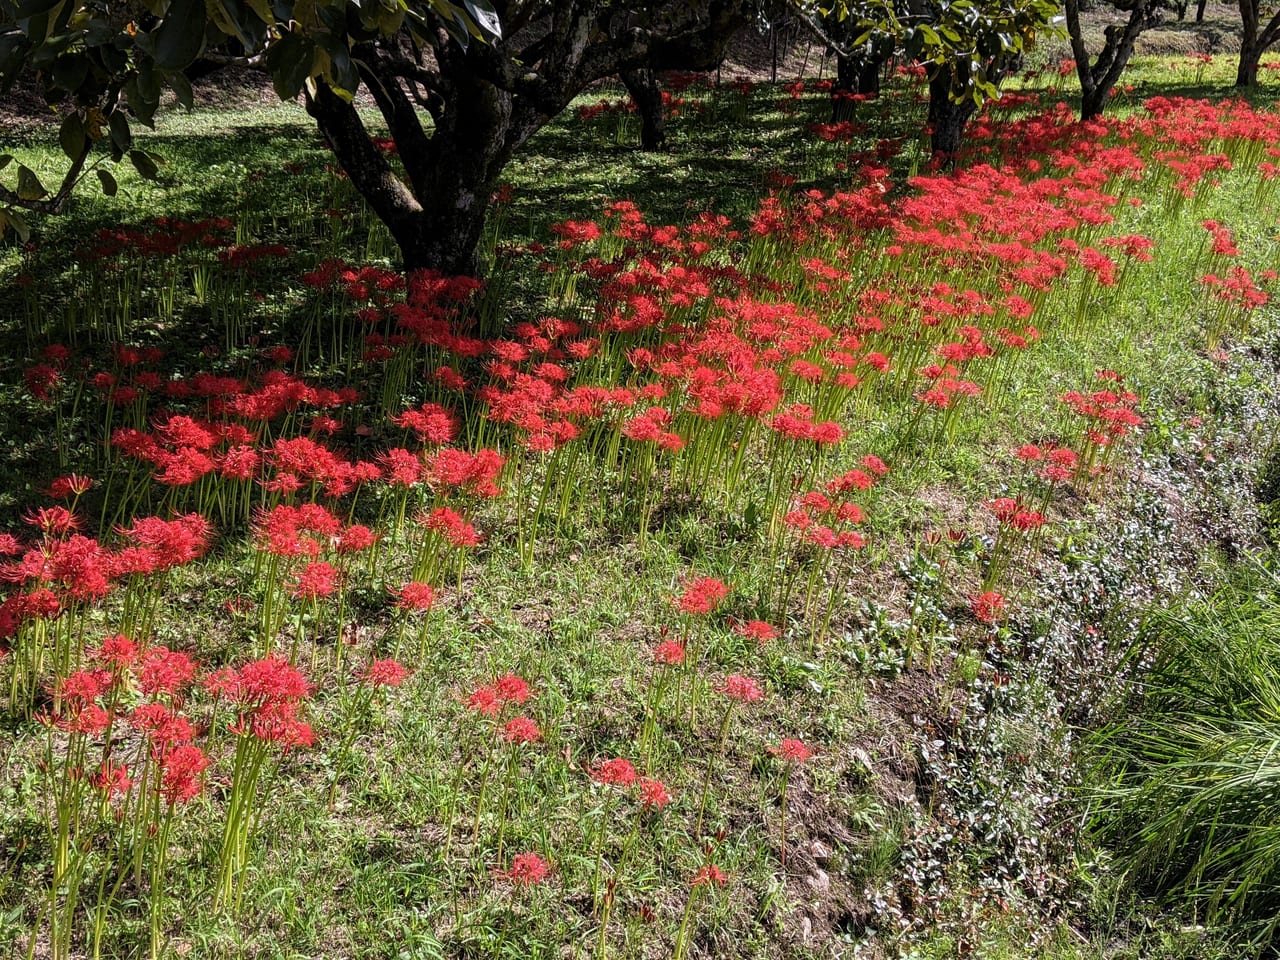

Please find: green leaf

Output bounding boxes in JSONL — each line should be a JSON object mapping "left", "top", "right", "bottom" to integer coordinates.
{"left": 58, "top": 113, "right": 85, "bottom": 160}
{"left": 168, "top": 71, "right": 194, "bottom": 110}
{"left": 153, "top": 0, "right": 209, "bottom": 70}
{"left": 267, "top": 31, "right": 315, "bottom": 101}
{"left": 321, "top": 41, "right": 359, "bottom": 97}
{"left": 16, "top": 164, "right": 48, "bottom": 201}
{"left": 211, "top": 0, "right": 269, "bottom": 49}
{"left": 96, "top": 168, "right": 118, "bottom": 196}
{"left": 463, "top": 0, "right": 502, "bottom": 38}
{"left": 16, "top": 0, "right": 64, "bottom": 17}
{"left": 0, "top": 209, "right": 32, "bottom": 243}
{"left": 128, "top": 149, "right": 159, "bottom": 181}
{"left": 108, "top": 110, "right": 132, "bottom": 157}
{"left": 50, "top": 53, "right": 88, "bottom": 92}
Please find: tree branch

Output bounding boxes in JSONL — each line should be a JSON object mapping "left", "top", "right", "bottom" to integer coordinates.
{"left": 303, "top": 79, "right": 423, "bottom": 237}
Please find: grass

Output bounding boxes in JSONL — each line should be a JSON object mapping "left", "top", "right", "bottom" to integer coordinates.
{"left": 1089, "top": 567, "right": 1280, "bottom": 952}
{"left": 0, "top": 53, "right": 1278, "bottom": 960}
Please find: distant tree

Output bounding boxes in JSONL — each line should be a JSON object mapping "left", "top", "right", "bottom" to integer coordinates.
{"left": 1065, "top": 0, "right": 1168, "bottom": 119}
{"left": 795, "top": 0, "right": 1060, "bottom": 161}
{"left": 1236, "top": 0, "right": 1280, "bottom": 85}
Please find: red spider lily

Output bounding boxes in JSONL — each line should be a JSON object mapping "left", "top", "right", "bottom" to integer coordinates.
{"left": 234, "top": 699, "right": 315, "bottom": 748}
{"left": 422, "top": 507, "right": 482, "bottom": 548}
{"left": 675, "top": 576, "right": 730, "bottom": 616}
{"left": 638, "top": 777, "right": 672, "bottom": 809}
{"left": 692, "top": 864, "right": 728, "bottom": 886}
{"left": 56, "top": 668, "right": 111, "bottom": 704}
{"left": 972, "top": 591, "right": 1008, "bottom": 624}
{"left": 291, "top": 561, "right": 339, "bottom": 600}
{"left": 58, "top": 703, "right": 111, "bottom": 735}
{"left": 466, "top": 685, "right": 502, "bottom": 716}
{"left": 769, "top": 739, "right": 814, "bottom": 763}
{"left": 718, "top": 674, "right": 763, "bottom": 703}
{"left": 94, "top": 634, "right": 140, "bottom": 669}
{"left": 206, "top": 655, "right": 311, "bottom": 704}
{"left": 393, "top": 581, "right": 436, "bottom": 612}
{"left": 138, "top": 647, "right": 198, "bottom": 699}
{"left": 119, "top": 514, "right": 212, "bottom": 567}
{"left": 734, "top": 620, "right": 778, "bottom": 643}
{"left": 159, "top": 744, "right": 209, "bottom": 804}
{"left": 46, "top": 474, "right": 93, "bottom": 499}
{"left": 90, "top": 761, "right": 133, "bottom": 798}
{"left": 337, "top": 525, "right": 379, "bottom": 553}
{"left": 129, "top": 703, "right": 194, "bottom": 748}
{"left": 24, "top": 506, "right": 80, "bottom": 536}
{"left": 391, "top": 402, "right": 458, "bottom": 444}
{"left": 496, "top": 852, "right": 550, "bottom": 886}
{"left": 502, "top": 716, "right": 541, "bottom": 744}
{"left": 362, "top": 659, "right": 410, "bottom": 687}
{"left": 653, "top": 639, "right": 686, "bottom": 665}
{"left": 590, "top": 757, "right": 638, "bottom": 787}
{"left": 494, "top": 674, "right": 532, "bottom": 705}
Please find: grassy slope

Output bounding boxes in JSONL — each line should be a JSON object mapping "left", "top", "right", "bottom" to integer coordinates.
{"left": 0, "top": 54, "right": 1278, "bottom": 960}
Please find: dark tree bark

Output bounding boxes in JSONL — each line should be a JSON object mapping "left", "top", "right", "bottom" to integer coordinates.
{"left": 831, "top": 51, "right": 882, "bottom": 121}
{"left": 1196, "top": 0, "right": 1207, "bottom": 21}
{"left": 1237, "top": 0, "right": 1280, "bottom": 86}
{"left": 1066, "top": 0, "right": 1162, "bottom": 120}
{"left": 621, "top": 67, "right": 666, "bottom": 149}
{"left": 927, "top": 71, "right": 977, "bottom": 163}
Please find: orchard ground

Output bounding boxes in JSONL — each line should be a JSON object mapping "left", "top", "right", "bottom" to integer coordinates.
{"left": 1, "top": 45, "right": 1279, "bottom": 960}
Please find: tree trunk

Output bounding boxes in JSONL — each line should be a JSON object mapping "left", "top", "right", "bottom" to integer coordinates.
{"left": 621, "top": 67, "right": 666, "bottom": 150}
{"left": 1239, "top": 0, "right": 1261, "bottom": 85}
{"left": 927, "top": 71, "right": 976, "bottom": 164}
{"left": 1237, "top": 43, "right": 1260, "bottom": 85}
{"left": 832, "top": 53, "right": 881, "bottom": 121}
{"left": 1196, "top": 0, "right": 1206, "bottom": 20}
{"left": 1067, "top": 0, "right": 1156, "bottom": 121}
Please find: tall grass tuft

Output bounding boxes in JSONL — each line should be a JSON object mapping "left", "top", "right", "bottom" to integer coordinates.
{"left": 1092, "top": 566, "right": 1280, "bottom": 950}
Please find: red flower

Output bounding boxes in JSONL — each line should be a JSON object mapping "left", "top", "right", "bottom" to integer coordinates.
{"left": 653, "top": 639, "right": 686, "bottom": 665}
{"left": 394, "top": 581, "right": 436, "bottom": 612}
{"left": 159, "top": 744, "right": 209, "bottom": 804}
{"left": 362, "top": 659, "right": 410, "bottom": 687}
{"left": 57, "top": 668, "right": 110, "bottom": 704}
{"left": 91, "top": 761, "right": 133, "bottom": 797}
{"left": 95, "top": 634, "right": 139, "bottom": 669}
{"left": 971, "top": 591, "right": 1007, "bottom": 624}
{"left": 497, "top": 852, "right": 549, "bottom": 886}
{"left": 138, "top": 646, "right": 197, "bottom": 698}
{"left": 466, "top": 685, "right": 501, "bottom": 716}
{"left": 719, "top": 674, "right": 763, "bottom": 703}
{"left": 292, "top": 561, "right": 338, "bottom": 600}
{"left": 423, "top": 507, "right": 482, "bottom": 548}
{"left": 238, "top": 699, "right": 315, "bottom": 748}
{"left": 338, "top": 525, "right": 379, "bottom": 553}
{"left": 207, "top": 656, "right": 311, "bottom": 703}
{"left": 769, "top": 739, "right": 814, "bottom": 763}
{"left": 502, "top": 716, "right": 542, "bottom": 744}
{"left": 47, "top": 474, "right": 93, "bottom": 499}
{"left": 734, "top": 620, "right": 778, "bottom": 643}
{"left": 638, "top": 777, "right": 672, "bottom": 809}
{"left": 675, "top": 576, "right": 731, "bottom": 616}
{"left": 494, "top": 673, "right": 532, "bottom": 705}
{"left": 591, "top": 757, "right": 638, "bottom": 787}
{"left": 692, "top": 864, "right": 728, "bottom": 886}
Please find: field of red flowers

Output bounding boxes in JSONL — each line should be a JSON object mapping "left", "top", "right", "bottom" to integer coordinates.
{"left": 1, "top": 66, "right": 1279, "bottom": 959}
